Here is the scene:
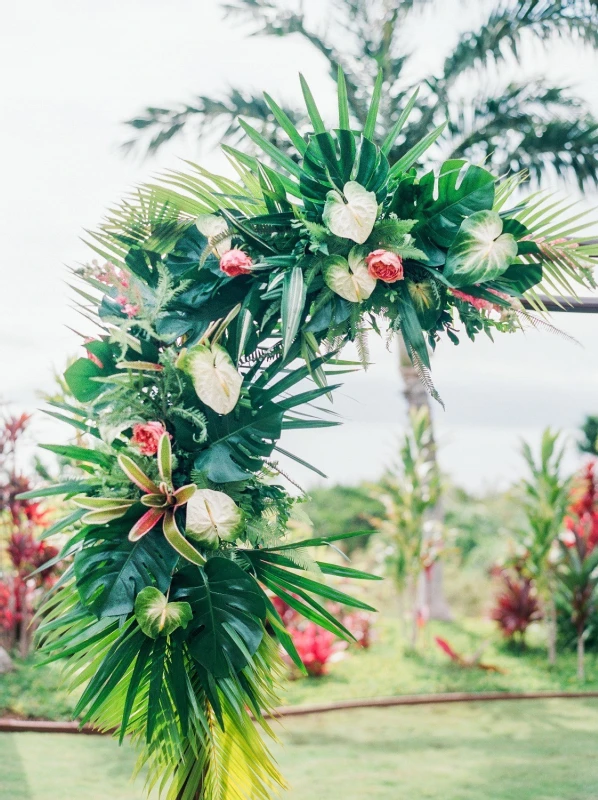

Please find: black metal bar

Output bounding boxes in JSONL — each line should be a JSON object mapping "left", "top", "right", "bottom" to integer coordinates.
{"left": 522, "top": 296, "right": 598, "bottom": 314}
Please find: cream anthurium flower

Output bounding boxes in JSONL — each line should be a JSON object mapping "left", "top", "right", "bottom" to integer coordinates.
{"left": 322, "top": 181, "right": 378, "bottom": 244}
{"left": 444, "top": 210, "right": 518, "bottom": 287}
{"left": 323, "top": 246, "right": 377, "bottom": 303}
{"left": 195, "top": 213, "right": 231, "bottom": 256}
{"left": 176, "top": 343, "right": 242, "bottom": 415}
{"left": 185, "top": 489, "right": 244, "bottom": 547}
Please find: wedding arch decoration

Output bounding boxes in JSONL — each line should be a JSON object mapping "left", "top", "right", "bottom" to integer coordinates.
{"left": 21, "top": 71, "right": 596, "bottom": 800}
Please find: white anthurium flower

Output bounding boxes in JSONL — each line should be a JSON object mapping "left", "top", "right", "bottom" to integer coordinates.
{"left": 444, "top": 210, "right": 518, "bottom": 287}
{"left": 185, "top": 489, "right": 244, "bottom": 547}
{"left": 176, "top": 344, "right": 242, "bottom": 415}
{"left": 323, "top": 246, "right": 377, "bottom": 303}
{"left": 322, "top": 181, "right": 378, "bottom": 244}
{"left": 195, "top": 213, "right": 232, "bottom": 256}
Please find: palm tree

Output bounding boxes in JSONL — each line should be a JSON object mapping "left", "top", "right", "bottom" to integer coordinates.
{"left": 122, "top": 0, "right": 598, "bottom": 617}
{"left": 123, "top": 0, "right": 598, "bottom": 191}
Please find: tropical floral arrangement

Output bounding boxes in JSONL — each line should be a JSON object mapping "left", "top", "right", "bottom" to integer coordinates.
{"left": 19, "top": 71, "right": 596, "bottom": 800}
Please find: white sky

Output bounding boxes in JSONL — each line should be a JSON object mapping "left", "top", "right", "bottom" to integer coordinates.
{"left": 2, "top": 0, "right": 598, "bottom": 491}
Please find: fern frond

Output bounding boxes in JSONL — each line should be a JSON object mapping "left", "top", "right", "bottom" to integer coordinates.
{"left": 409, "top": 346, "right": 444, "bottom": 409}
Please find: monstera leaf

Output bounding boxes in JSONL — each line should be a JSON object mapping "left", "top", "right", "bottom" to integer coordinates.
{"left": 74, "top": 526, "right": 178, "bottom": 618}
{"left": 176, "top": 343, "right": 242, "bottom": 415}
{"left": 323, "top": 250, "right": 377, "bottom": 303}
{"left": 186, "top": 489, "right": 244, "bottom": 547}
{"left": 134, "top": 587, "right": 192, "bottom": 639}
{"left": 195, "top": 401, "right": 285, "bottom": 482}
{"left": 180, "top": 558, "right": 266, "bottom": 678}
{"left": 444, "top": 210, "right": 518, "bottom": 286}
{"left": 419, "top": 159, "right": 495, "bottom": 248}
{"left": 323, "top": 181, "right": 378, "bottom": 244}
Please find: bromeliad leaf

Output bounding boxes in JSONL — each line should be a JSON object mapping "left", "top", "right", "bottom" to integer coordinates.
{"left": 176, "top": 343, "right": 242, "bottom": 415}
{"left": 323, "top": 249, "right": 376, "bottom": 303}
{"left": 444, "top": 210, "right": 518, "bottom": 286}
{"left": 134, "top": 586, "right": 192, "bottom": 639}
{"left": 323, "top": 181, "right": 378, "bottom": 244}
{"left": 185, "top": 489, "right": 244, "bottom": 547}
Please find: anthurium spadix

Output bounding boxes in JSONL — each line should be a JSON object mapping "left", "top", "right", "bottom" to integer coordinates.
{"left": 195, "top": 213, "right": 232, "bottom": 257}
{"left": 322, "top": 181, "right": 378, "bottom": 244}
{"left": 176, "top": 343, "right": 242, "bottom": 415}
{"left": 323, "top": 246, "right": 377, "bottom": 303}
{"left": 186, "top": 488, "right": 244, "bottom": 547}
{"left": 444, "top": 210, "right": 518, "bottom": 286}
{"left": 134, "top": 586, "right": 192, "bottom": 639}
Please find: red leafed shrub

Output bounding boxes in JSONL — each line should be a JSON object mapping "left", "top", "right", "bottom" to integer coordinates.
{"left": 0, "top": 411, "right": 61, "bottom": 654}
{"left": 270, "top": 595, "right": 372, "bottom": 676}
{"left": 491, "top": 570, "right": 543, "bottom": 642}
{"left": 0, "top": 582, "right": 14, "bottom": 632}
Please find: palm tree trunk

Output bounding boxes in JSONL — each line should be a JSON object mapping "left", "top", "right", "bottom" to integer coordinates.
{"left": 398, "top": 335, "right": 452, "bottom": 621}
{"left": 546, "top": 591, "right": 557, "bottom": 666}
{"left": 577, "top": 632, "right": 585, "bottom": 681}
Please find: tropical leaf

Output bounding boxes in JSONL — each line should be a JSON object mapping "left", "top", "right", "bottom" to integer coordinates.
{"left": 74, "top": 526, "right": 179, "bottom": 618}
{"left": 175, "top": 559, "right": 266, "bottom": 678}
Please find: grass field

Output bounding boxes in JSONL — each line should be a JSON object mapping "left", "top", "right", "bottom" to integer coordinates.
{"left": 2, "top": 616, "right": 598, "bottom": 721}
{"left": 3, "top": 699, "right": 598, "bottom": 799}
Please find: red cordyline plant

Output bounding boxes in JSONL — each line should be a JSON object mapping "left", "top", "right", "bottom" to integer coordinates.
{"left": 558, "top": 460, "right": 598, "bottom": 680}
{"left": 491, "top": 563, "right": 543, "bottom": 647}
{"left": 0, "top": 411, "right": 59, "bottom": 656}
{"left": 271, "top": 596, "right": 372, "bottom": 677}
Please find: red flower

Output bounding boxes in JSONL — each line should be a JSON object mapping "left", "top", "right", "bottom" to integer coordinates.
{"left": 132, "top": 421, "right": 170, "bottom": 456}
{"left": 449, "top": 288, "right": 494, "bottom": 311}
{"left": 219, "top": 249, "right": 253, "bottom": 277}
{"left": 365, "top": 249, "right": 404, "bottom": 283}
{"left": 290, "top": 622, "right": 335, "bottom": 676}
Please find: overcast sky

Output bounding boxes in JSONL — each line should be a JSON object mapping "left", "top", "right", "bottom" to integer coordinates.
{"left": 2, "top": 0, "right": 598, "bottom": 492}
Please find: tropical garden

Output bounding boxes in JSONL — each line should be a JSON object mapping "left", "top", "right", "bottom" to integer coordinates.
{"left": 3, "top": 1, "right": 598, "bottom": 799}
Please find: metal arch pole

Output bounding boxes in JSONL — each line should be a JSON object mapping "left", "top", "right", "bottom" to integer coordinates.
{"left": 522, "top": 297, "right": 598, "bottom": 314}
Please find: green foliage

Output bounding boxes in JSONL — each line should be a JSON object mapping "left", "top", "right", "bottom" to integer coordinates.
{"left": 369, "top": 407, "right": 442, "bottom": 614}
{"left": 579, "top": 416, "right": 598, "bottom": 457}
{"left": 303, "top": 484, "right": 382, "bottom": 554}
{"left": 518, "top": 429, "right": 572, "bottom": 583}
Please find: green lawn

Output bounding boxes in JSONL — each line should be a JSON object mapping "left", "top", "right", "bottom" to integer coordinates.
{"left": 3, "top": 616, "right": 598, "bottom": 721}
{"left": 3, "top": 699, "right": 598, "bottom": 799}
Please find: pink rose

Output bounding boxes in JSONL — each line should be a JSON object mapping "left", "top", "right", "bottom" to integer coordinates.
{"left": 132, "top": 421, "right": 170, "bottom": 456}
{"left": 366, "top": 249, "right": 404, "bottom": 283}
{"left": 219, "top": 248, "right": 253, "bottom": 277}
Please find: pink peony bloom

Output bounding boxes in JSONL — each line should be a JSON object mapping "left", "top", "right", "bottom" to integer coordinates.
{"left": 132, "top": 421, "right": 170, "bottom": 456}
{"left": 219, "top": 248, "right": 253, "bottom": 277}
{"left": 365, "top": 249, "right": 404, "bottom": 283}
